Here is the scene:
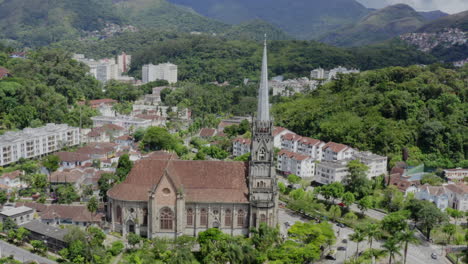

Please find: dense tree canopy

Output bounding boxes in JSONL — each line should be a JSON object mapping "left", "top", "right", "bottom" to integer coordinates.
{"left": 274, "top": 65, "right": 468, "bottom": 168}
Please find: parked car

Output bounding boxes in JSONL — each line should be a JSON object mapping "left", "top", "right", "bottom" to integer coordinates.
{"left": 431, "top": 253, "right": 438, "bottom": 259}
{"left": 338, "top": 202, "right": 345, "bottom": 207}
{"left": 337, "top": 246, "right": 346, "bottom": 251}
{"left": 337, "top": 223, "right": 346, "bottom": 228}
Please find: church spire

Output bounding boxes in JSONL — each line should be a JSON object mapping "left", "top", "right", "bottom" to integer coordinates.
{"left": 257, "top": 35, "right": 270, "bottom": 121}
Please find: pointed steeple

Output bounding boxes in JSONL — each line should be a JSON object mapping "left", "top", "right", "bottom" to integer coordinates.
{"left": 257, "top": 34, "right": 270, "bottom": 121}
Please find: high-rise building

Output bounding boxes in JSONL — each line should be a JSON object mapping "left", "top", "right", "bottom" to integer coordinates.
{"left": 142, "top": 63, "right": 178, "bottom": 84}
{"left": 117, "top": 52, "right": 132, "bottom": 73}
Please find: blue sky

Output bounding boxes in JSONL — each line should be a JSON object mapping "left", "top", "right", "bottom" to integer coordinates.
{"left": 356, "top": 0, "right": 468, "bottom": 14}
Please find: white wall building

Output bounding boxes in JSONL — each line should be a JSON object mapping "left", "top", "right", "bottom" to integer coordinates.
{"left": 277, "top": 150, "right": 315, "bottom": 179}
{"left": 142, "top": 63, "right": 178, "bottom": 84}
{"left": 272, "top": 127, "right": 294, "bottom": 149}
{"left": 91, "top": 116, "right": 151, "bottom": 131}
{"left": 0, "top": 124, "right": 80, "bottom": 166}
{"left": 296, "top": 137, "right": 325, "bottom": 161}
{"left": 322, "top": 142, "right": 355, "bottom": 161}
{"left": 315, "top": 160, "right": 350, "bottom": 185}
{"left": 280, "top": 133, "right": 303, "bottom": 152}
{"left": 353, "top": 151, "right": 388, "bottom": 178}
{"left": 0, "top": 206, "right": 34, "bottom": 225}
{"left": 232, "top": 138, "right": 251, "bottom": 157}
{"left": 444, "top": 168, "right": 468, "bottom": 182}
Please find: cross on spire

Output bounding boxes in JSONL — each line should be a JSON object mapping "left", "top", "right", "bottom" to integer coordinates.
{"left": 257, "top": 34, "right": 270, "bottom": 121}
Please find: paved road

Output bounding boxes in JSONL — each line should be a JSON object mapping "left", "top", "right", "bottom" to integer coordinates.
{"left": 278, "top": 208, "right": 449, "bottom": 264}
{"left": 0, "top": 240, "right": 56, "bottom": 264}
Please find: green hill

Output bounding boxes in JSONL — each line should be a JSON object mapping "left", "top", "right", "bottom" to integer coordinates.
{"left": 223, "top": 20, "right": 291, "bottom": 41}
{"left": 320, "top": 4, "right": 426, "bottom": 47}
{"left": 167, "top": 0, "right": 370, "bottom": 39}
{"left": 0, "top": 0, "right": 122, "bottom": 46}
{"left": 416, "top": 10, "right": 468, "bottom": 32}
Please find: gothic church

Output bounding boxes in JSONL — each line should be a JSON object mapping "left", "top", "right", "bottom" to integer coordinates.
{"left": 107, "top": 39, "right": 278, "bottom": 238}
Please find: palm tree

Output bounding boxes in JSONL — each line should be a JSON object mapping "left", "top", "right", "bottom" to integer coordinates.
{"left": 364, "top": 223, "right": 381, "bottom": 251}
{"left": 398, "top": 229, "right": 419, "bottom": 264}
{"left": 349, "top": 230, "right": 366, "bottom": 259}
{"left": 382, "top": 238, "right": 402, "bottom": 264}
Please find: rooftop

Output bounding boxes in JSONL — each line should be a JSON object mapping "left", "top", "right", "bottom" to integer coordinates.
{"left": 0, "top": 124, "right": 78, "bottom": 145}
{"left": 0, "top": 206, "right": 34, "bottom": 217}
{"left": 323, "top": 142, "right": 351, "bottom": 153}
{"left": 20, "top": 220, "right": 69, "bottom": 242}
{"left": 91, "top": 115, "right": 150, "bottom": 124}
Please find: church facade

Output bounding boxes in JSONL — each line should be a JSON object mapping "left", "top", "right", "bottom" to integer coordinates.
{"left": 106, "top": 39, "right": 278, "bottom": 238}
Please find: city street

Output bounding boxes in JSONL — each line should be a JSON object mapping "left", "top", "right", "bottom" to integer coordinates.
{"left": 0, "top": 240, "right": 56, "bottom": 264}
{"left": 278, "top": 208, "right": 450, "bottom": 264}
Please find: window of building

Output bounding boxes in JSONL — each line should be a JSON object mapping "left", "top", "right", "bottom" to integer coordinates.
{"left": 260, "top": 214, "right": 267, "bottom": 224}
{"left": 258, "top": 148, "right": 266, "bottom": 160}
{"left": 116, "top": 206, "right": 122, "bottom": 224}
{"left": 200, "top": 209, "right": 208, "bottom": 227}
{"left": 237, "top": 210, "right": 245, "bottom": 227}
{"left": 143, "top": 208, "right": 148, "bottom": 226}
{"left": 160, "top": 208, "right": 174, "bottom": 230}
{"left": 186, "top": 208, "right": 193, "bottom": 226}
{"left": 225, "top": 209, "right": 232, "bottom": 227}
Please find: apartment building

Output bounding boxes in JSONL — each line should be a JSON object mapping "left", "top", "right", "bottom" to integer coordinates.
{"left": 142, "top": 63, "right": 178, "bottom": 84}
{"left": 315, "top": 160, "right": 350, "bottom": 185}
{"left": 353, "top": 151, "right": 388, "bottom": 177}
{"left": 91, "top": 116, "right": 151, "bottom": 131}
{"left": 232, "top": 138, "right": 251, "bottom": 157}
{"left": 277, "top": 149, "right": 315, "bottom": 179}
{"left": 0, "top": 124, "right": 80, "bottom": 166}
{"left": 322, "top": 142, "right": 355, "bottom": 161}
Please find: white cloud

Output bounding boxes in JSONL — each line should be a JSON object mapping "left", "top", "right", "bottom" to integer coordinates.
{"left": 356, "top": 0, "right": 468, "bottom": 14}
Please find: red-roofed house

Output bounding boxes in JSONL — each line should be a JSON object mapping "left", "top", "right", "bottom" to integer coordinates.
{"left": 198, "top": 128, "right": 217, "bottom": 138}
{"left": 280, "top": 133, "right": 303, "bottom": 152}
{"left": 0, "top": 170, "right": 26, "bottom": 189}
{"left": 232, "top": 138, "right": 251, "bottom": 156}
{"left": 277, "top": 149, "right": 315, "bottom": 178}
{"left": 0, "top": 67, "right": 11, "bottom": 79}
{"left": 57, "top": 152, "right": 93, "bottom": 169}
{"left": 322, "top": 142, "right": 354, "bottom": 161}
{"left": 296, "top": 137, "right": 326, "bottom": 160}
{"left": 272, "top": 127, "right": 294, "bottom": 148}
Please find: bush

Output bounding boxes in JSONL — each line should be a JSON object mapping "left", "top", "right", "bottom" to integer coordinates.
{"left": 287, "top": 174, "right": 301, "bottom": 184}
{"left": 108, "top": 241, "right": 124, "bottom": 256}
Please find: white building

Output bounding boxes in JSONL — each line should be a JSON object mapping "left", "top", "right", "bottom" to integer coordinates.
{"left": 0, "top": 206, "right": 35, "bottom": 225}
{"left": 232, "top": 138, "right": 251, "bottom": 157}
{"left": 0, "top": 170, "right": 26, "bottom": 190}
{"left": 270, "top": 78, "right": 318, "bottom": 97}
{"left": 444, "top": 168, "right": 468, "bottom": 182}
{"left": 280, "top": 133, "right": 303, "bottom": 152}
{"left": 142, "top": 63, "right": 178, "bottom": 84}
{"left": 272, "top": 127, "right": 294, "bottom": 149}
{"left": 315, "top": 160, "right": 350, "bottom": 185}
{"left": 296, "top": 137, "right": 325, "bottom": 161}
{"left": 277, "top": 150, "right": 315, "bottom": 179}
{"left": 96, "top": 58, "right": 119, "bottom": 82}
{"left": 416, "top": 185, "right": 450, "bottom": 211}
{"left": 117, "top": 52, "right": 131, "bottom": 73}
{"left": 0, "top": 124, "right": 80, "bottom": 166}
{"left": 322, "top": 142, "right": 355, "bottom": 161}
{"left": 91, "top": 116, "right": 151, "bottom": 131}
{"left": 353, "top": 151, "right": 388, "bottom": 178}
{"left": 310, "top": 66, "right": 360, "bottom": 81}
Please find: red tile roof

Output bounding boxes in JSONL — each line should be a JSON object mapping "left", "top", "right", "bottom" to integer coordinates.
{"left": 116, "top": 135, "right": 132, "bottom": 141}
{"left": 108, "top": 156, "right": 249, "bottom": 203}
{"left": 445, "top": 183, "right": 468, "bottom": 194}
{"left": 233, "top": 138, "right": 251, "bottom": 145}
{"left": 281, "top": 133, "right": 302, "bottom": 141}
{"left": 0, "top": 170, "right": 23, "bottom": 180}
{"left": 323, "top": 142, "right": 351, "bottom": 153}
{"left": 49, "top": 170, "right": 83, "bottom": 183}
{"left": 135, "top": 114, "right": 166, "bottom": 121}
{"left": 298, "top": 137, "right": 322, "bottom": 146}
{"left": 88, "top": 99, "right": 117, "bottom": 108}
{"left": 0, "top": 67, "right": 10, "bottom": 78}
{"left": 277, "top": 149, "right": 310, "bottom": 161}
{"left": 57, "top": 152, "right": 91, "bottom": 162}
{"left": 273, "top": 127, "right": 290, "bottom": 137}
{"left": 17, "top": 202, "right": 103, "bottom": 223}
{"left": 199, "top": 128, "right": 217, "bottom": 137}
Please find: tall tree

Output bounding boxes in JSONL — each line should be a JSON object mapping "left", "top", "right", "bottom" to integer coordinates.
{"left": 116, "top": 154, "right": 133, "bottom": 181}
{"left": 349, "top": 230, "right": 366, "bottom": 258}
{"left": 382, "top": 238, "right": 402, "bottom": 264}
{"left": 397, "top": 228, "right": 418, "bottom": 264}
{"left": 43, "top": 155, "right": 60, "bottom": 173}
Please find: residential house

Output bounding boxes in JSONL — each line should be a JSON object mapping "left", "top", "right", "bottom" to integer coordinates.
{"left": 445, "top": 183, "right": 468, "bottom": 211}
{"left": 115, "top": 135, "right": 133, "bottom": 147}
{"left": 315, "top": 160, "right": 350, "bottom": 185}
{"left": 296, "top": 137, "right": 325, "bottom": 161}
{"left": 0, "top": 67, "right": 11, "bottom": 79}
{"left": 444, "top": 168, "right": 468, "bottom": 182}
{"left": 232, "top": 138, "right": 251, "bottom": 157}
{"left": 49, "top": 169, "right": 86, "bottom": 190}
{"left": 273, "top": 127, "right": 294, "bottom": 149}
{"left": 277, "top": 150, "right": 315, "bottom": 178}
{"left": 387, "top": 174, "right": 420, "bottom": 195}
{"left": 0, "top": 170, "right": 26, "bottom": 190}
{"left": 353, "top": 151, "right": 388, "bottom": 178}
{"left": 416, "top": 185, "right": 450, "bottom": 211}
{"left": 56, "top": 152, "right": 92, "bottom": 169}
{"left": 199, "top": 128, "right": 217, "bottom": 139}
{"left": 322, "top": 142, "right": 354, "bottom": 161}
{"left": 280, "top": 133, "right": 303, "bottom": 152}
{"left": 0, "top": 206, "right": 35, "bottom": 225}
{"left": 76, "top": 142, "right": 118, "bottom": 160}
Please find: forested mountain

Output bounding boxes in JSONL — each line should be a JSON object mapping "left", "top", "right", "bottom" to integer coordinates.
{"left": 320, "top": 4, "right": 426, "bottom": 46}
{"left": 417, "top": 10, "right": 448, "bottom": 21}
{"left": 400, "top": 10, "right": 468, "bottom": 62}
{"left": 273, "top": 65, "right": 468, "bottom": 168}
{"left": 167, "top": 0, "right": 370, "bottom": 39}
{"left": 0, "top": 0, "right": 289, "bottom": 47}
{"left": 52, "top": 31, "right": 436, "bottom": 84}
{"left": 0, "top": 0, "right": 122, "bottom": 47}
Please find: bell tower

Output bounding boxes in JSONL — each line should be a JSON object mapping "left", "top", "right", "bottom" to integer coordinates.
{"left": 249, "top": 36, "right": 278, "bottom": 229}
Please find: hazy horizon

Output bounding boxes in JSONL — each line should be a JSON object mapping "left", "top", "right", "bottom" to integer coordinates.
{"left": 356, "top": 0, "right": 468, "bottom": 14}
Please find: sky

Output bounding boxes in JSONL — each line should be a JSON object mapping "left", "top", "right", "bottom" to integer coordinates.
{"left": 356, "top": 0, "right": 468, "bottom": 14}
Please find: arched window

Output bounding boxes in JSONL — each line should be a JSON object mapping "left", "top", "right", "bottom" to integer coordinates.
{"left": 200, "top": 209, "right": 208, "bottom": 227}
{"left": 186, "top": 208, "right": 193, "bottom": 226}
{"left": 143, "top": 208, "right": 148, "bottom": 226}
{"left": 160, "top": 208, "right": 173, "bottom": 230}
{"left": 116, "top": 206, "right": 122, "bottom": 224}
{"left": 225, "top": 209, "right": 232, "bottom": 227}
{"left": 237, "top": 210, "right": 245, "bottom": 227}
{"left": 258, "top": 148, "right": 266, "bottom": 160}
{"left": 260, "top": 214, "right": 267, "bottom": 224}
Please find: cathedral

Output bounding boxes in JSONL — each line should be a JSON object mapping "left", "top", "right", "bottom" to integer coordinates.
{"left": 107, "top": 39, "right": 278, "bottom": 238}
